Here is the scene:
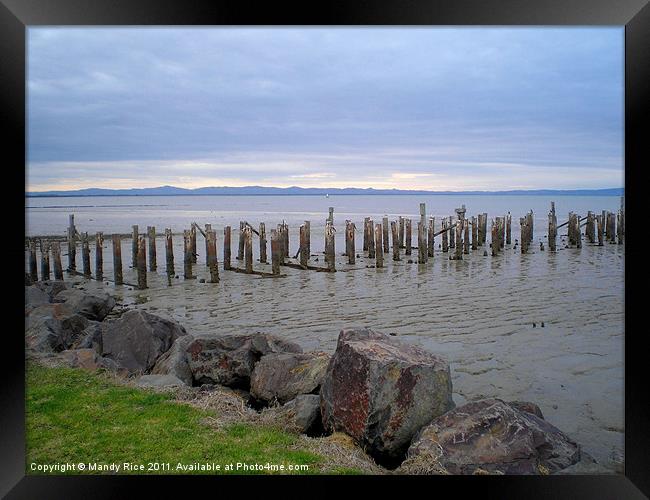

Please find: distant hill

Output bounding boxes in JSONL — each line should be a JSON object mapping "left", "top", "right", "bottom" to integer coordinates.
{"left": 25, "top": 185, "right": 624, "bottom": 197}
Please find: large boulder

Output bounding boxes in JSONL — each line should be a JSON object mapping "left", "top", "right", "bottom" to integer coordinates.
{"left": 54, "top": 289, "right": 115, "bottom": 321}
{"left": 250, "top": 351, "right": 329, "bottom": 404}
{"left": 26, "top": 303, "right": 90, "bottom": 353}
{"left": 135, "top": 374, "right": 186, "bottom": 388}
{"left": 320, "top": 328, "right": 454, "bottom": 464}
{"left": 262, "top": 394, "right": 322, "bottom": 434}
{"left": 60, "top": 348, "right": 102, "bottom": 371}
{"left": 25, "top": 281, "right": 68, "bottom": 314}
{"left": 151, "top": 335, "right": 195, "bottom": 386}
{"left": 101, "top": 310, "right": 188, "bottom": 375}
{"left": 403, "top": 398, "right": 581, "bottom": 475}
{"left": 186, "top": 333, "right": 302, "bottom": 389}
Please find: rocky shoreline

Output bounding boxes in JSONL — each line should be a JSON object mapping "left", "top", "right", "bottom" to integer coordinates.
{"left": 25, "top": 277, "right": 610, "bottom": 474}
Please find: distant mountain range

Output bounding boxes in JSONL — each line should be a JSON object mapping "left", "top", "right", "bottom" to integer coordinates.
{"left": 26, "top": 185, "right": 624, "bottom": 197}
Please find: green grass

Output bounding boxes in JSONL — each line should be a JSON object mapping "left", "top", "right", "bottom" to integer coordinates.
{"left": 26, "top": 364, "right": 353, "bottom": 475}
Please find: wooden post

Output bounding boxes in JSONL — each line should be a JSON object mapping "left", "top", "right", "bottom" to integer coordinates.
{"left": 498, "top": 216, "right": 506, "bottom": 250}
{"left": 391, "top": 221, "right": 400, "bottom": 261}
{"left": 576, "top": 215, "right": 582, "bottom": 248}
{"left": 398, "top": 216, "right": 405, "bottom": 248}
{"left": 345, "top": 220, "right": 351, "bottom": 259}
{"left": 137, "top": 235, "right": 147, "bottom": 289}
{"left": 348, "top": 221, "right": 356, "bottom": 265}
{"left": 131, "top": 225, "right": 138, "bottom": 268}
{"left": 602, "top": 210, "right": 608, "bottom": 241}
{"left": 244, "top": 226, "right": 253, "bottom": 273}
{"left": 325, "top": 222, "right": 336, "bottom": 271}
{"left": 405, "top": 218, "right": 412, "bottom": 255}
{"left": 528, "top": 210, "right": 534, "bottom": 243}
{"left": 382, "top": 216, "right": 389, "bottom": 253}
{"left": 283, "top": 221, "right": 289, "bottom": 257}
{"left": 204, "top": 224, "right": 212, "bottom": 265}
{"left": 596, "top": 214, "right": 604, "bottom": 246}
{"left": 238, "top": 221, "right": 245, "bottom": 260}
{"left": 419, "top": 203, "right": 427, "bottom": 259}
{"left": 456, "top": 221, "right": 464, "bottom": 260}
{"left": 617, "top": 209, "right": 623, "bottom": 244}
{"left": 95, "top": 231, "right": 104, "bottom": 281}
{"left": 464, "top": 219, "right": 470, "bottom": 254}
{"left": 363, "top": 217, "right": 370, "bottom": 251}
{"left": 40, "top": 240, "right": 50, "bottom": 280}
{"left": 52, "top": 241, "right": 63, "bottom": 280}
{"left": 481, "top": 213, "right": 488, "bottom": 246}
{"left": 477, "top": 213, "right": 484, "bottom": 246}
{"left": 190, "top": 224, "right": 197, "bottom": 263}
{"left": 271, "top": 229, "right": 281, "bottom": 275}
{"left": 224, "top": 226, "right": 232, "bottom": 270}
{"left": 449, "top": 216, "right": 455, "bottom": 248}
{"left": 206, "top": 229, "right": 219, "bottom": 283}
{"left": 548, "top": 210, "right": 557, "bottom": 252}
{"left": 520, "top": 217, "right": 528, "bottom": 254}
{"left": 183, "top": 229, "right": 193, "bottom": 279}
{"left": 165, "top": 228, "right": 174, "bottom": 280}
{"left": 112, "top": 234, "right": 123, "bottom": 285}
{"left": 442, "top": 218, "right": 449, "bottom": 253}
{"left": 81, "top": 233, "right": 91, "bottom": 278}
{"left": 328, "top": 207, "right": 334, "bottom": 225}
{"left": 375, "top": 223, "right": 383, "bottom": 268}
{"left": 299, "top": 225, "right": 308, "bottom": 269}
{"left": 147, "top": 226, "right": 157, "bottom": 271}
{"left": 471, "top": 216, "right": 478, "bottom": 250}
{"left": 305, "top": 220, "right": 310, "bottom": 256}
{"left": 428, "top": 217, "right": 435, "bottom": 257}
{"left": 618, "top": 196, "right": 625, "bottom": 244}
{"left": 607, "top": 212, "right": 616, "bottom": 243}
{"left": 506, "top": 212, "right": 512, "bottom": 245}
{"left": 586, "top": 211, "right": 595, "bottom": 243}
{"left": 29, "top": 239, "right": 38, "bottom": 282}
{"left": 67, "top": 214, "right": 77, "bottom": 272}
{"left": 418, "top": 221, "right": 428, "bottom": 263}
{"left": 259, "top": 222, "right": 267, "bottom": 263}
{"left": 368, "top": 218, "right": 376, "bottom": 258}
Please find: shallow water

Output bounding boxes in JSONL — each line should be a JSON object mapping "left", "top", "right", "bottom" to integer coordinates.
{"left": 25, "top": 194, "right": 625, "bottom": 472}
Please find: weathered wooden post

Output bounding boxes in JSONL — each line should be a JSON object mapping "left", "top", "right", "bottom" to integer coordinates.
{"left": 375, "top": 223, "right": 383, "bottom": 268}
{"left": 206, "top": 228, "right": 219, "bottom": 283}
{"left": 464, "top": 219, "right": 470, "bottom": 254}
{"left": 442, "top": 218, "right": 449, "bottom": 253}
{"left": 190, "top": 224, "right": 197, "bottom": 263}
{"left": 244, "top": 225, "right": 253, "bottom": 274}
{"left": 576, "top": 215, "right": 582, "bottom": 248}
{"left": 40, "top": 240, "right": 50, "bottom": 280}
{"left": 418, "top": 221, "right": 428, "bottom": 264}
{"left": 223, "top": 226, "right": 232, "bottom": 270}
{"left": 506, "top": 212, "right": 512, "bottom": 245}
{"left": 328, "top": 207, "right": 334, "bottom": 225}
{"left": 29, "top": 239, "right": 38, "bottom": 282}
{"left": 95, "top": 231, "right": 104, "bottom": 281}
{"left": 348, "top": 221, "right": 356, "bottom": 265}
{"left": 617, "top": 209, "right": 624, "bottom": 244}
{"left": 165, "top": 228, "right": 174, "bottom": 279}
{"left": 449, "top": 216, "right": 455, "bottom": 248}
{"left": 299, "top": 225, "right": 308, "bottom": 269}
{"left": 520, "top": 217, "right": 529, "bottom": 254}
{"left": 368, "top": 218, "right": 376, "bottom": 258}
{"left": 427, "top": 217, "right": 435, "bottom": 257}
{"left": 586, "top": 211, "right": 595, "bottom": 243}
{"left": 147, "top": 226, "right": 157, "bottom": 271}
{"left": 271, "top": 229, "right": 280, "bottom": 275}
{"left": 137, "top": 235, "right": 147, "bottom": 289}
{"left": 238, "top": 221, "right": 245, "bottom": 260}
{"left": 131, "top": 225, "right": 138, "bottom": 268}
{"left": 398, "top": 216, "right": 405, "bottom": 248}
{"left": 607, "top": 212, "right": 617, "bottom": 243}
{"left": 325, "top": 222, "right": 336, "bottom": 271}
{"left": 527, "top": 210, "right": 534, "bottom": 243}
{"left": 596, "top": 214, "right": 604, "bottom": 246}
{"left": 363, "top": 217, "right": 370, "bottom": 251}
{"left": 67, "top": 214, "right": 77, "bottom": 272}
{"left": 82, "top": 233, "right": 91, "bottom": 278}
{"left": 52, "top": 241, "right": 63, "bottom": 280}
{"left": 391, "top": 221, "right": 400, "bottom": 261}
{"left": 204, "top": 223, "right": 212, "bottom": 265}
{"left": 283, "top": 221, "right": 289, "bottom": 257}
{"left": 382, "top": 216, "right": 390, "bottom": 253}
{"left": 304, "top": 221, "right": 310, "bottom": 257}
{"left": 259, "top": 222, "right": 267, "bottom": 263}
{"left": 498, "top": 216, "right": 506, "bottom": 250}
{"left": 345, "top": 220, "right": 351, "bottom": 259}
{"left": 471, "top": 216, "right": 478, "bottom": 250}
{"left": 602, "top": 210, "right": 608, "bottom": 241}
{"left": 183, "top": 229, "right": 193, "bottom": 279}
{"left": 405, "top": 218, "right": 412, "bottom": 255}
{"left": 456, "top": 221, "right": 463, "bottom": 260}
{"left": 618, "top": 196, "right": 625, "bottom": 244}
{"left": 548, "top": 211, "right": 557, "bottom": 252}
{"left": 419, "top": 203, "right": 427, "bottom": 258}
{"left": 477, "top": 213, "right": 484, "bottom": 246}
{"left": 112, "top": 234, "right": 123, "bottom": 285}
{"left": 481, "top": 213, "right": 488, "bottom": 246}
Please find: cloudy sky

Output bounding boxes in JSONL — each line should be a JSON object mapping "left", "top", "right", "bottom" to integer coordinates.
{"left": 27, "top": 27, "right": 623, "bottom": 192}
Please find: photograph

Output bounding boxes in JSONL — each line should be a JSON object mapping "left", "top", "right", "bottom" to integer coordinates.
{"left": 21, "top": 25, "right": 628, "bottom": 479}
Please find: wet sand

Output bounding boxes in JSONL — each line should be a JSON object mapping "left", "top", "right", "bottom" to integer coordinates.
{"left": 27, "top": 222, "right": 625, "bottom": 472}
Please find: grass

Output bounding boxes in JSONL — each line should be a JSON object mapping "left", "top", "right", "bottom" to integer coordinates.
{"left": 26, "top": 364, "right": 343, "bottom": 475}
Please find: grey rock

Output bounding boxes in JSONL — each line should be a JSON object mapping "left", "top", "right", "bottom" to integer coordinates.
{"left": 320, "top": 327, "right": 454, "bottom": 462}
{"left": 151, "top": 335, "right": 195, "bottom": 386}
{"left": 54, "top": 289, "right": 115, "bottom": 321}
{"left": 267, "top": 394, "right": 322, "bottom": 434}
{"left": 251, "top": 351, "right": 329, "bottom": 404}
{"left": 26, "top": 303, "right": 90, "bottom": 353}
{"left": 135, "top": 374, "right": 186, "bottom": 388}
{"left": 101, "top": 309, "right": 188, "bottom": 375}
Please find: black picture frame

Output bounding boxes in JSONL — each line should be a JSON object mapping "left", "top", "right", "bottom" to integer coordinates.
{"left": 2, "top": 0, "right": 648, "bottom": 497}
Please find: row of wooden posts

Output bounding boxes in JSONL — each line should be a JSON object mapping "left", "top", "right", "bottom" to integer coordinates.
{"left": 27, "top": 200, "right": 624, "bottom": 289}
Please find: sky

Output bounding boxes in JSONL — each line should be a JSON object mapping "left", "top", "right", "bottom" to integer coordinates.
{"left": 27, "top": 27, "right": 624, "bottom": 192}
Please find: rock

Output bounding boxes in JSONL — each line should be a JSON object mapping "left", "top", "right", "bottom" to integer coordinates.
{"left": 72, "top": 321, "right": 104, "bottom": 354}
{"left": 101, "top": 310, "right": 188, "bottom": 375}
{"left": 264, "top": 394, "right": 322, "bottom": 434}
{"left": 320, "top": 328, "right": 454, "bottom": 463}
{"left": 186, "top": 333, "right": 302, "bottom": 388}
{"left": 25, "top": 273, "right": 33, "bottom": 286}
{"left": 61, "top": 348, "right": 101, "bottom": 371}
{"left": 509, "top": 400, "right": 545, "bottom": 419}
{"left": 135, "top": 374, "right": 185, "bottom": 388}
{"left": 26, "top": 303, "right": 90, "bottom": 353}
{"left": 54, "top": 289, "right": 115, "bottom": 321}
{"left": 25, "top": 281, "right": 68, "bottom": 313}
{"left": 151, "top": 335, "right": 195, "bottom": 385}
{"left": 250, "top": 351, "right": 329, "bottom": 404}
{"left": 405, "top": 398, "right": 581, "bottom": 475}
